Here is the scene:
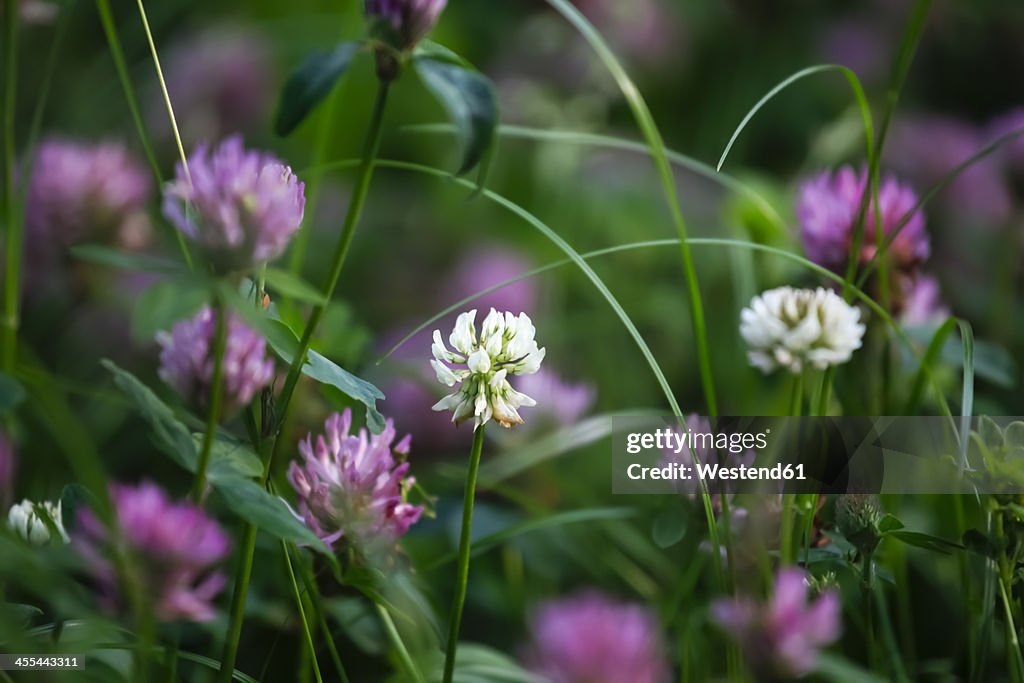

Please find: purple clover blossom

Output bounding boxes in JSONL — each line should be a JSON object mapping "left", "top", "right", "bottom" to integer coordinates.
{"left": 287, "top": 409, "right": 423, "bottom": 553}
{"left": 74, "top": 482, "right": 230, "bottom": 622}
{"left": 25, "top": 138, "right": 152, "bottom": 250}
{"left": 796, "top": 166, "right": 929, "bottom": 276}
{"left": 441, "top": 245, "right": 538, "bottom": 318}
{"left": 157, "top": 306, "right": 274, "bottom": 416}
{"left": 162, "top": 136, "right": 305, "bottom": 273}
{"left": 712, "top": 568, "right": 841, "bottom": 678}
{"left": 365, "top": 0, "right": 447, "bottom": 49}
{"left": 524, "top": 591, "right": 670, "bottom": 683}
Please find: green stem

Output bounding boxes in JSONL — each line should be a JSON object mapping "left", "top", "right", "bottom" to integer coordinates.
{"left": 1, "top": 0, "right": 19, "bottom": 372}
{"left": 813, "top": 368, "right": 834, "bottom": 416}
{"left": 283, "top": 542, "right": 324, "bottom": 683}
{"left": 297, "top": 555, "right": 350, "bottom": 683}
{"left": 218, "top": 524, "right": 258, "bottom": 683}
{"left": 789, "top": 371, "right": 804, "bottom": 417}
{"left": 442, "top": 425, "right": 485, "bottom": 683}
{"left": 863, "top": 551, "right": 877, "bottom": 670}
{"left": 873, "top": 584, "right": 908, "bottom": 682}
{"left": 191, "top": 296, "right": 227, "bottom": 502}
{"left": 275, "top": 81, "right": 390, "bottom": 433}
{"left": 377, "top": 604, "right": 425, "bottom": 683}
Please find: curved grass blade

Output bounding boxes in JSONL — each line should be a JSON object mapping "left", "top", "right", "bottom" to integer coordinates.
{"left": 404, "top": 123, "right": 787, "bottom": 234}
{"left": 541, "top": 0, "right": 717, "bottom": 417}
{"left": 956, "top": 319, "right": 975, "bottom": 472}
{"left": 716, "top": 64, "right": 874, "bottom": 172}
{"left": 902, "top": 318, "right": 957, "bottom": 415}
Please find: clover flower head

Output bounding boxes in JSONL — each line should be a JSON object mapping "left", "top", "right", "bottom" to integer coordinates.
{"left": 366, "top": 0, "right": 447, "bottom": 49}
{"left": 74, "top": 482, "right": 230, "bottom": 622}
{"left": 287, "top": 409, "right": 423, "bottom": 553}
{"left": 430, "top": 308, "right": 546, "bottom": 429}
{"left": 525, "top": 591, "right": 670, "bottom": 683}
{"left": 25, "top": 138, "right": 151, "bottom": 249}
{"left": 162, "top": 136, "right": 305, "bottom": 272}
{"left": 797, "top": 166, "right": 929, "bottom": 275}
{"left": 740, "top": 287, "right": 865, "bottom": 374}
{"left": 712, "top": 568, "right": 841, "bottom": 678}
{"left": 157, "top": 306, "right": 275, "bottom": 416}
{"left": 7, "top": 499, "right": 67, "bottom": 545}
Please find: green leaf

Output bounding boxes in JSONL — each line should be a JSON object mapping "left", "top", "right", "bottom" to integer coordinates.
{"left": 102, "top": 360, "right": 197, "bottom": 472}
{"left": 414, "top": 57, "right": 498, "bottom": 176}
{"left": 815, "top": 653, "right": 888, "bottom": 683}
{"left": 265, "top": 319, "right": 386, "bottom": 433}
{"left": 212, "top": 475, "right": 335, "bottom": 562}
{"left": 275, "top": 42, "right": 363, "bottom": 137}
{"left": 0, "top": 603, "right": 43, "bottom": 627}
{"left": 888, "top": 530, "right": 963, "bottom": 555}
{"left": 69, "top": 244, "right": 182, "bottom": 274}
{"left": 326, "top": 597, "right": 387, "bottom": 655}
{"left": 0, "top": 372, "right": 25, "bottom": 414}
{"left": 877, "top": 514, "right": 904, "bottom": 534}
{"left": 190, "top": 433, "right": 264, "bottom": 482}
{"left": 263, "top": 267, "right": 327, "bottom": 306}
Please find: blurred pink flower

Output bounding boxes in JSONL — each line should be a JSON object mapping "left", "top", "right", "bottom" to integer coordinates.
{"left": 886, "top": 115, "right": 1012, "bottom": 227}
{"left": 712, "top": 568, "right": 841, "bottom": 678}
{"left": 157, "top": 306, "right": 275, "bottom": 416}
{"left": 797, "top": 166, "right": 930, "bottom": 275}
{"left": 441, "top": 245, "right": 537, "bottom": 316}
{"left": 900, "top": 273, "right": 949, "bottom": 326}
{"left": 74, "top": 482, "right": 231, "bottom": 622}
{"left": 514, "top": 368, "right": 595, "bottom": 428}
{"left": 154, "top": 26, "right": 276, "bottom": 146}
{"left": 987, "top": 107, "right": 1024, "bottom": 177}
{"left": 287, "top": 409, "right": 423, "bottom": 553}
{"left": 525, "top": 591, "right": 670, "bottom": 683}
{"left": 366, "top": 0, "right": 447, "bottom": 48}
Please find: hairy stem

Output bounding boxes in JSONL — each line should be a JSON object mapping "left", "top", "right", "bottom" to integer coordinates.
{"left": 442, "top": 425, "right": 485, "bottom": 683}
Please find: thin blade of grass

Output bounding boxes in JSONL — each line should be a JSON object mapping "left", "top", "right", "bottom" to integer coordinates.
{"left": 956, "top": 319, "right": 975, "bottom": 473}
{"left": 903, "top": 318, "right": 957, "bottom": 415}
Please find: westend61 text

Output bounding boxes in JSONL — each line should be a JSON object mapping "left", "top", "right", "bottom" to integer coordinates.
{"left": 626, "top": 462, "right": 806, "bottom": 482}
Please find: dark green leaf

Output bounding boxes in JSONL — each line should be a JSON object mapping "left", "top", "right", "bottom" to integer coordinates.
{"left": 412, "top": 40, "right": 466, "bottom": 65}
{"left": 212, "top": 475, "right": 335, "bottom": 562}
{"left": 263, "top": 267, "right": 327, "bottom": 306}
{"left": 0, "top": 603, "right": 43, "bottom": 627}
{"left": 0, "top": 373, "right": 25, "bottom": 414}
{"left": 265, "top": 319, "right": 386, "bottom": 433}
{"left": 69, "top": 244, "right": 183, "bottom": 274}
{"left": 414, "top": 57, "right": 498, "bottom": 175}
{"left": 275, "top": 42, "right": 363, "bottom": 136}
{"left": 877, "top": 514, "right": 904, "bottom": 534}
{"left": 889, "top": 530, "right": 963, "bottom": 555}
{"left": 102, "top": 360, "right": 197, "bottom": 472}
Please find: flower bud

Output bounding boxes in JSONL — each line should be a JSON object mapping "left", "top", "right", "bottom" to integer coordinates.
{"left": 7, "top": 499, "right": 68, "bottom": 545}
{"left": 835, "top": 493, "right": 883, "bottom": 556}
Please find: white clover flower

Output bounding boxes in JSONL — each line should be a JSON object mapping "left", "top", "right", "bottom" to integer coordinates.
{"left": 740, "top": 287, "right": 865, "bottom": 374}
{"left": 7, "top": 499, "right": 68, "bottom": 545}
{"left": 431, "top": 308, "right": 546, "bottom": 429}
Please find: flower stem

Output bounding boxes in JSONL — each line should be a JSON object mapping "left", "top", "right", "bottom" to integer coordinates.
{"left": 377, "top": 603, "right": 425, "bottom": 683}
{"left": 297, "top": 553, "right": 350, "bottom": 683}
{"left": 442, "top": 425, "right": 485, "bottom": 683}
{"left": 218, "top": 523, "right": 258, "bottom": 683}
{"left": 283, "top": 541, "right": 324, "bottom": 683}
{"left": 191, "top": 296, "right": 227, "bottom": 502}
{"left": 276, "top": 81, "right": 391, "bottom": 431}
{"left": 1, "top": 0, "right": 19, "bottom": 372}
